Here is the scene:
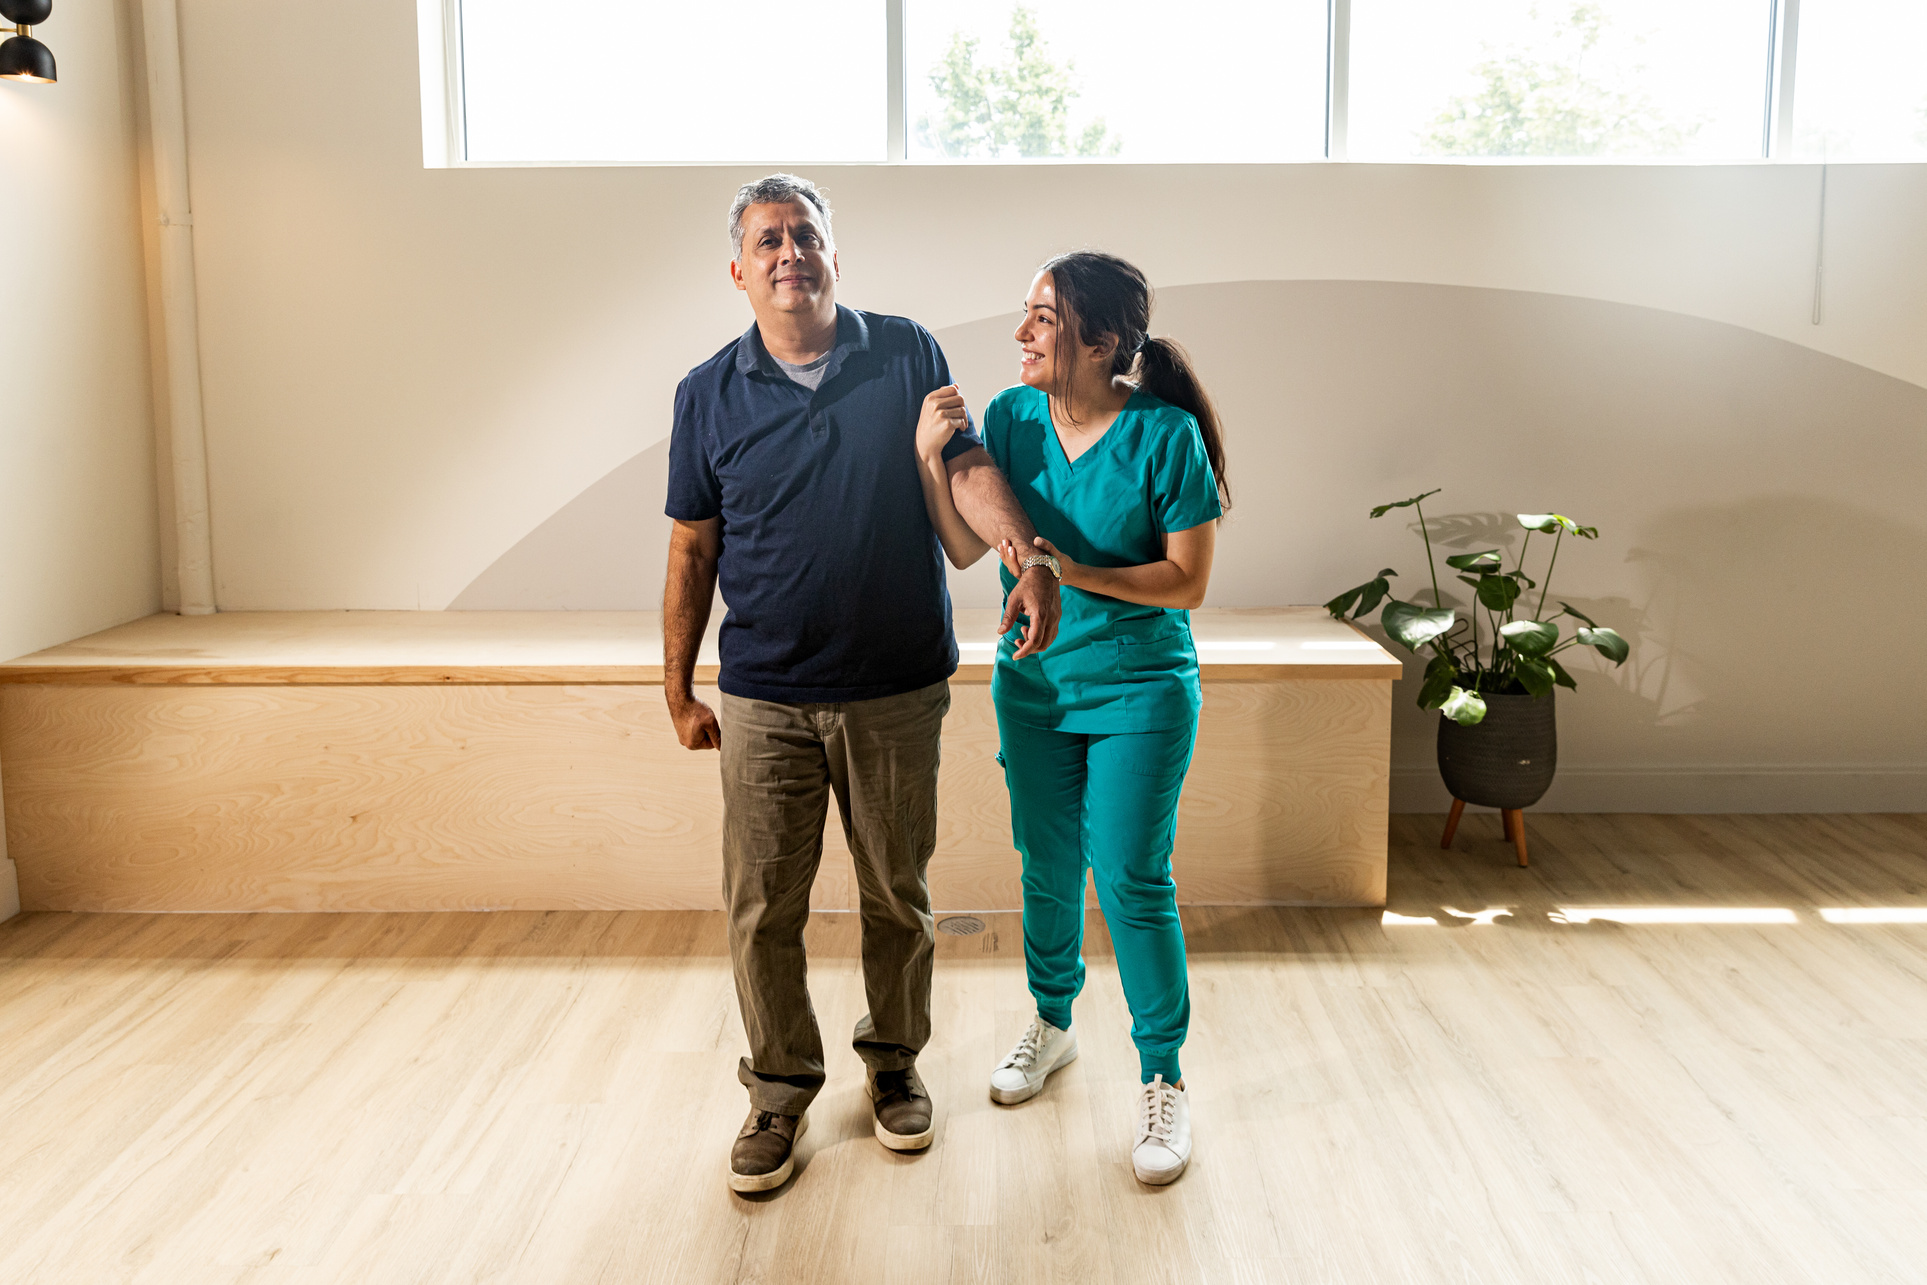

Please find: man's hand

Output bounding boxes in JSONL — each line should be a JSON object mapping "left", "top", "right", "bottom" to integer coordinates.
{"left": 999, "top": 555, "right": 1061, "bottom": 659}
{"left": 668, "top": 691, "right": 721, "bottom": 751}
{"left": 916, "top": 384, "right": 969, "bottom": 465}
{"left": 998, "top": 535, "right": 1081, "bottom": 587}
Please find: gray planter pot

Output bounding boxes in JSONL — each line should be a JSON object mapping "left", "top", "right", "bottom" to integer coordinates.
{"left": 1436, "top": 688, "right": 1557, "bottom": 809}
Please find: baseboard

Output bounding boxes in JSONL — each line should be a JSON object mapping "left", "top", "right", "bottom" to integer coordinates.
{"left": 0, "top": 859, "right": 18, "bottom": 923}
{"left": 1391, "top": 765, "right": 1927, "bottom": 814}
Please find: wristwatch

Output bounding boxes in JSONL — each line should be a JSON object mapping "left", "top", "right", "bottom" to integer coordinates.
{"left": 1020, "top": 552, "right": 1062, "bottom": 581}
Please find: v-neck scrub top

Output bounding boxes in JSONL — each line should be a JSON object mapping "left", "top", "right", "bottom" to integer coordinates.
{"left": 984, "top": 384, "right": 1224, "bottom": 733}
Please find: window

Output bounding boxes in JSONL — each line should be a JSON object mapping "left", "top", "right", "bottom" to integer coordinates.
{"left": 430, "top": 0, "right": 1927, "bottom": 165}
{"left": 1791, "top": 0, "right": 1927, "bottom": 159}
{"left": 458, "top": 0, "right": 886, "bottom": 163}
{"left": 904, "top": 2, "right": 1328, "bottom": 163}
{"left": 1348, "top": 0, "right": 1776, "bottom": 160}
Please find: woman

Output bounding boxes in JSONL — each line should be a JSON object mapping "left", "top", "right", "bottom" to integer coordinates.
{"left": 913, "top": 251, "right": 1229, "bottom": 1185}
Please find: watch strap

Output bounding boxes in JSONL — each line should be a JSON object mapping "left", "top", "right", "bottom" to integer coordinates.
{"left": 1020, "top": 552, "right": 1062, "bottom": 581}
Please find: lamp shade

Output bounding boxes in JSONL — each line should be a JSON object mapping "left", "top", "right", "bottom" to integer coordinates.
{"left": 0, "top": 0, "right": 53, "bottom": 24}
{"left": 0, "top": 34, "right": 54, "bottom": 82}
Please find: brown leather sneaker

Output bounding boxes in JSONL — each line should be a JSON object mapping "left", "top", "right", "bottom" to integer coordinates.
{"left": 867, "top": 1066, "right": 935, "bottom": 1151}
{"left": 728, "top": 1108, "right": 808, "bottom": 1193}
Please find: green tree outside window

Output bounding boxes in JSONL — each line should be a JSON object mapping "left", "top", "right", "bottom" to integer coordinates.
{"left": 1421, "top": 3, "right": 1701, "bottom": 158}
{"left": 918, "top": 6, "right": 1120, "bottom": 159}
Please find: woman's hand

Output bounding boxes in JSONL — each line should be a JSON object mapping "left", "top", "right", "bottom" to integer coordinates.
{"left": 1012, "top": 523, "right": 1214, "bottom": 610}
{"left": 997, "top": 536, "right": 1082, "bottom": 588}
{"left": 912, "top": 384, "right": 992, "bottom": 570}
{"left": 917, "top": 384, "right": 970, "bottom": 464}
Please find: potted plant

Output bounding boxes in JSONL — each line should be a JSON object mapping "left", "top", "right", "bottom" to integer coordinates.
{"left": 1325, "top": 489, "right": 1629, "bottom": 865}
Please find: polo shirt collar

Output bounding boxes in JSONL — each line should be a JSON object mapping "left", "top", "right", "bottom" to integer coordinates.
{"left": 735, "top": 304, "right": 870, "bottom": 383}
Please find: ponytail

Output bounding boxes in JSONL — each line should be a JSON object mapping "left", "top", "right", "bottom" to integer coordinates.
{"left": 1040, "top": 250, "right": 1232, "bottom": 511}
{"left": 1135, "top": 336, "right": 1231, "bottom": 511}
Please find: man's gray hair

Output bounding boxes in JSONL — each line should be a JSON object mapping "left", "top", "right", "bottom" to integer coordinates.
{"left": 728, "top": 174, "right": 834, "bottom": 258}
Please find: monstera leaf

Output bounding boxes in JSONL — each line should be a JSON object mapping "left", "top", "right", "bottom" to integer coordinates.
{"left": 1438, "top": 685, "right": 1488, "bottom": 725}
{"left": 1325, "top": 569, "right": 1396, "bottom": 620}
{"left": 1499, "top": 619, "right": 1559, "bottom": 656}
{"left": 1417, "top": 654, "right": 1459, "bottom": 709}
{"left": 1519, "top": 513, "right": 1598, "bottom": 538}
{"left": 1513, "top": 655, "right": 1558, "bottom": 698}
{"left": 1379, "top": 599, "right": 1456, "bottom": 652}
{"left": 1370, "top": 489, "right": 1441, "bottom": 519}
{"left": 1576, "top": 626, "right": 1630, "bottom": 664}
{"left": 1446, "top": 550, "right": 1504, "bottom": 574}
{"left": 1474, "top": 575, "right": 1522, "bottom": 613}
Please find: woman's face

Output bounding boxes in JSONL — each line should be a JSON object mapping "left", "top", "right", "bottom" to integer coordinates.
{"left": 1013, "top": 272, "right": 1062, "bottom": 392}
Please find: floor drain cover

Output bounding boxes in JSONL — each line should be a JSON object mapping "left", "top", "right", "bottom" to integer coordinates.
{"left": 938, "top": 916, "right": 986, "bottom": 936}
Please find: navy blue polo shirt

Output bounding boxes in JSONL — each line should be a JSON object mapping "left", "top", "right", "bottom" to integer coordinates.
{"left": 666, "top": 305, "right": 982, "bottom": 704}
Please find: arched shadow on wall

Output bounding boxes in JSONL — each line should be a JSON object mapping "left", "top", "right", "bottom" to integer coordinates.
{"left": 448, "top": 279, "right": 1927, "bottom": 786}
{"left": 448, "top": 280, "right": 1927, "bottom": 799}
{"left": 449, "top": 438, "right": 674, "bottom": 611}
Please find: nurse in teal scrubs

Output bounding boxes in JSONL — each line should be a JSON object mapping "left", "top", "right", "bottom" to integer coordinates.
{"left": 913, "top": 251, "right": 1229, "bottom": 1186}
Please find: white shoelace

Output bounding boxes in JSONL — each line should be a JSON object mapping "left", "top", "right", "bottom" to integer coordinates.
{"left": 999, "top": 1018, "right": 1048, "bottom": 1072}
{"left": 1137, "top": 1075, "right": 1179, "bottom": 1145}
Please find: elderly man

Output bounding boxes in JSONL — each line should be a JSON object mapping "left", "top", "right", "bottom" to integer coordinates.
{"left": 664, "top": 174, "right": 1059, "bottom": 1194}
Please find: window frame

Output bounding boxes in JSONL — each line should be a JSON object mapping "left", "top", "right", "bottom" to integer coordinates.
{"left": 419, "top": 0, "right": 1817, "bottom": 168}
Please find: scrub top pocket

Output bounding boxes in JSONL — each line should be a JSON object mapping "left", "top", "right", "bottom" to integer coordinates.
{"left": 1116, "top": 621, "right": 1193, "bottom": 675}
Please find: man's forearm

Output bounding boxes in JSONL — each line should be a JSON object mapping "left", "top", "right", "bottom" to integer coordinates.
{"left": 948, "top": 450, "right": 1039, "bottom": 549}
{"left": 663, "top": 551, "right": 718, "bottom": 703}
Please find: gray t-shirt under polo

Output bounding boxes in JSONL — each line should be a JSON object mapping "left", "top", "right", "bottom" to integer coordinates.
{"left": 773, "top": 351, "right": 832, "bottom": 391}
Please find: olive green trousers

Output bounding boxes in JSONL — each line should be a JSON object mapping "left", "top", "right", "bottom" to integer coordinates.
{"left": 719, "top": 680, "right": 949, "bottom": 1114}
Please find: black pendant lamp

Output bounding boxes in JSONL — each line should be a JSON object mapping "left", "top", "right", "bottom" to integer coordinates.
{"left": 1, "top": 0, "right": 55, "bottom": 84}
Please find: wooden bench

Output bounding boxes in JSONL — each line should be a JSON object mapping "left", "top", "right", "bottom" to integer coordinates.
{"left": 0, "top": 609, "right": 1399, "bottom": 913}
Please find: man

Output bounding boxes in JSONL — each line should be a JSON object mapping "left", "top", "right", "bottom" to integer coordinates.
{"left": 663, "top": 174, "right": 1060, "bottom": 1194}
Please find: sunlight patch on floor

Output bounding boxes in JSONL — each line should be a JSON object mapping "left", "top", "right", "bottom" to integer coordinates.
{"left": 1552, "top": 907, "right": 1799, "bottom": 925}
{"left": 1819, "top": 907, "right": 1927, "bottom": 924}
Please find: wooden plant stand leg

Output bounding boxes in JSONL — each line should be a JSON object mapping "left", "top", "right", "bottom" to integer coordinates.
{"left": 1503, "top": 809, "right": 1529, "bottom": 867}
{"left": 1441, "top": 798, "right": 1466, "bottom": 849}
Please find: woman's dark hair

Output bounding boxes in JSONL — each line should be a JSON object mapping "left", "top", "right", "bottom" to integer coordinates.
{"left": 1040, "top": 250, "right": 1230, "bottom": 509}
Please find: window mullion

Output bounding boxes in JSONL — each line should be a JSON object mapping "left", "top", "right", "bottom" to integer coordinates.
{"left": 1327, "top": 0, "right": 1352, "bottom": 160}
{"left": 445, "top": 0, "right": 468, "bottom": 165}
{"left": 887, "top": 0, "right": 906, "bottom": 161}
{"left": 1767, "top": 0, "right": 1801, "bottom": 159}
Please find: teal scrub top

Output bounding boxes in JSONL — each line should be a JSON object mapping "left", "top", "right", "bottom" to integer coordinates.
{"left": 984, "top": 384, "right": 1225, "bottom": 733}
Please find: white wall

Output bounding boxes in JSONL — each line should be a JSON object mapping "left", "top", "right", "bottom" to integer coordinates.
{"left": 0, "top": 1, "right": 161, "bottom": 915}
{"left": 167, "top": 0, "right": 1927, "bottom": 810}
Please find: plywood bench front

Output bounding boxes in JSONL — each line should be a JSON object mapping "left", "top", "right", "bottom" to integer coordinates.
{"left": 0, "top": 610, "right": 1399, "bottom": 913}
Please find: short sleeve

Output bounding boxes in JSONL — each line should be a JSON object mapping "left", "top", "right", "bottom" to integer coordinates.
{"left": 1151, "top": 412, "right": 1224, "bottom": 535}
{"left": 664, "top": 376, "right": 722, "bottom": 521}
{"left": 981, "top": 388, "right": 1016, "bottom": 472}
{"left": 919, "top": 325, "right": 984, "bottom": 463}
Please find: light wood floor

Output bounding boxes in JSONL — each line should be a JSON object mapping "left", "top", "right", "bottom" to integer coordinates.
{"left": 2, "top": 812, "right": 1925, "bottom": 1284}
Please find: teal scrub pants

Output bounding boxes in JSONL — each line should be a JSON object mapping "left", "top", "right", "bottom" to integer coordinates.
{"left": 997, "top": 711, "right": 1195, "bottom": 1083}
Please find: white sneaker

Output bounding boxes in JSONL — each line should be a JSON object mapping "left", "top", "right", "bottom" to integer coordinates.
{"left": 1131, "top": 1075, "right": 1191, "bottom": 1185}
{"left": 989, "top": 1016, "right": 1078, "bottom": 1104}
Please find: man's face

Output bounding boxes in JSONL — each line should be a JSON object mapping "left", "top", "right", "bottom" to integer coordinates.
{"left": 730, "top": 198, "right": 838, "bottom": 317}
